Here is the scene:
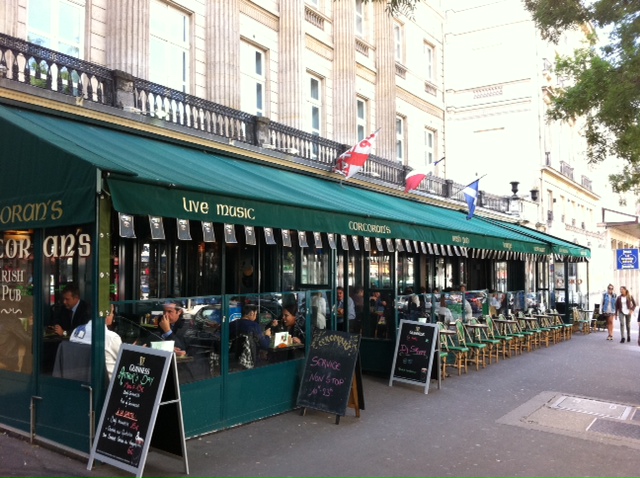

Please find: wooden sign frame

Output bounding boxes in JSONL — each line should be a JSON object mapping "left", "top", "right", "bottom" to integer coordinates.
{"left": 296, "top": 330, "right": 363, "bottom": 424}
{"left": 87, "top": 344, "right": 189, "bottom": 477}
{"left": 389, "top": 320, "right": 440, "bottom": 394}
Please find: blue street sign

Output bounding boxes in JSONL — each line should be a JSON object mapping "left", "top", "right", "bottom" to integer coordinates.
{"left": 616, "top": 249, "right": 639, "bottom": 270}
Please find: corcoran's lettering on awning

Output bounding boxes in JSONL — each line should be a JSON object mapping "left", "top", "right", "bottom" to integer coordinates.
{"left": 347, "top": 221, "right": 391, "bottom": 235}
{"left": 0, "top": 200, "right": 64, "bottom": 225}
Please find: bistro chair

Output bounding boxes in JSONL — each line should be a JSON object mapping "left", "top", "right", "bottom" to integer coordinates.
{"left": 455, "top": 319, "right": 486, "bottom": 371}
{"left": 591, "top": 304, "right": 603, "bottom": 332}
{"left": 437, "top": 321, "right": 468, "bottom": 375}
{"left": 572, "top": 307, "right": 590, "bottom": 334}
{"left": 497, "top": 313, "right": 526, "bottom": 354}
{"left": 485, "top": 315, "right": 511, "bottom": 359}
{"left": 537, "top": 313, "right": 562, "bottom": 344}
{"left": 470, "top": 317, "right": 501, "bottom": 364}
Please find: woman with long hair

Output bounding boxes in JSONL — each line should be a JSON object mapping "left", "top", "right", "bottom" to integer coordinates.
{"left": 601, "top": 284, "right": 617, "bottom": 341}
{"left": 616, "top": 286, "right": 636, "bottom": 343}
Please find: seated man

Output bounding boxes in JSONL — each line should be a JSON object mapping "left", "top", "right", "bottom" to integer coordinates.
{"left": 229, "top": 304, "right": 272, "bottom": 369}
{"left": 70, "top": 305, "right": 122, "bottom": 380}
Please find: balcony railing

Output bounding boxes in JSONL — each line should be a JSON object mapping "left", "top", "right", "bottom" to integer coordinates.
{"left": 133, "top": 77, "right": 255, "bottom": 144}
{"left": 0, "top": 32, "right": 529, "bottom": 218}
{"left": 0, "top": 32, "right": 113, "bottom": 104}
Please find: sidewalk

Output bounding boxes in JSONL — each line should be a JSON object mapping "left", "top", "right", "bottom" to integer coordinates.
{"left": 2, "top": 329, "right": 640, "bottom": 477}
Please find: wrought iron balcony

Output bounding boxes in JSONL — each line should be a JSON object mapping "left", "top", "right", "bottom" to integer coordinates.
{"left": 0, "top": 32, "right": 523, "bottom": 217}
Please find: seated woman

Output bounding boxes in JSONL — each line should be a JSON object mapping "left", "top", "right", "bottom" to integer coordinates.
{"left": 437, "top": 296, "right": 454, "bottom": 325}
{"left": 281, "top": 303, "right": 305, "bottom": 344}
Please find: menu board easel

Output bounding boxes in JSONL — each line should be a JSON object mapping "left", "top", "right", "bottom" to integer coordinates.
{"left": 296, "top": 330, "right": 364, "bottom": 424}
{"left": 87, "top": 344, "right": 189, "bottom": 477}
{"left": 389, "top": 320, "right": 440, "bottom": 394}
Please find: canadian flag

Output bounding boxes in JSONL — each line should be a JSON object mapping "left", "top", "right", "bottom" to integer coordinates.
{"left": 334, "top": 129, "right": 379, "bottom": 180}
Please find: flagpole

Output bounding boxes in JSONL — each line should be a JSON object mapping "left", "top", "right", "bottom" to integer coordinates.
{"left": 452, "top": 174, "right": 487, "bottom": 196}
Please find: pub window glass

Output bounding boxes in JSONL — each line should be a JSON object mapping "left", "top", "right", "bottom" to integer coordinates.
{"left": 434, "top": 257, "right": 445, "bottom": 291}
{"left": 140, "top": 242, "right": 169, "bottom": 299}
{"left": 494, "top": 261, "right": 507, "bottom": 292}
{"left": 41, "top": 225, "right": 94, "bottom": 376}
{"left": 0, "top": 229, "right": 34, "bottom": 374}
{"left": 195, "top": 237, "right": 222, "bottom": 296}
{"left": 172, "top": 244, "right": 184, "bottom": 297}
{"left": 368, "top": 252, "right": 391, "bottom": 289}
{"left": 301, "top": 248, "right": 329, "bottom": 286}
{"left": 283, "top": 250, "right": 296, "bottom": 291}
{"left": 396, "top": 254, "right": 415, "bottom": 293}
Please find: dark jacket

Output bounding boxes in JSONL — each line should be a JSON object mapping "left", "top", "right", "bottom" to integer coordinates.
{"left": 615, "top": 295, "right": 636, "bottom": 314}
{"left": 54, "top": 300, "right": 91, "bottom": 334}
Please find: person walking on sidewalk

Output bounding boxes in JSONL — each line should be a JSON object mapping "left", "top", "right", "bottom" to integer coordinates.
{"left": 602, "top": 284, "right": 617, "bottom": 341}
{"left": 616, "top": 286, "right": 636, "bottom": 343}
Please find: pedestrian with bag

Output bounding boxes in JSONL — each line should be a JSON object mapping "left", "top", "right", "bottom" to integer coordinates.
{"left": 616, "top": 286, "right": 636, "bottom": 343}
{"left": 601, "top": 284, "right": 617, "bottom": 341}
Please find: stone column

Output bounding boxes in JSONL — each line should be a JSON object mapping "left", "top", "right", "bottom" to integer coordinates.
{"left": 207, "top": 0, "right": 240, "bottom": 109}
{"left": 333, "top": 1, "right": 356, "bottom": 144}
{"left": 374, "top": 4, "right": 396, "bottom": 160}
{"left": 278, "top": 0, "right": 305, "bottom": 129}
{"left": 106, "top": 0, "right": 150, "bottom": 78}
{"left": 0, "top": 0, "right": 19, "bottom": 37}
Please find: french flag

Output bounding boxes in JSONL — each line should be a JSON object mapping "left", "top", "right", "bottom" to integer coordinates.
{"left": 404, "top": 158, "right": 445, "bottom": 193}
{"left": 334, "top": 129, "right": 380, "bottom": 180}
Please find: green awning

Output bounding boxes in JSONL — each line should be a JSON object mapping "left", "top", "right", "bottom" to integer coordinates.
{"left": 479, "top": 217, "right": 590, "bottom": 261}
{"left": 0, "top": 104, "right": 555, "bottom": 255}
{"left": 0, "top": 105, "right": 97, "bottom": 228}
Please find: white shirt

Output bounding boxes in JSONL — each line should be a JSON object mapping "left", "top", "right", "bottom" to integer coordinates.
{"left": 70, "top": 320, "right": 122, "bottom": 380}
{"left": 621, "top": 296, "right": 630, "bottom": 315}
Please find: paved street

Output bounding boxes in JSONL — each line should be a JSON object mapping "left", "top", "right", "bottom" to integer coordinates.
{"left": 2, "top": 327, "right": 640, "bottom": 477}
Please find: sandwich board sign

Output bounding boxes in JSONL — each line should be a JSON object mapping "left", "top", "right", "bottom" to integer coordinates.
{"left": 87, "top": 344, "right": 189, "bottom": 477}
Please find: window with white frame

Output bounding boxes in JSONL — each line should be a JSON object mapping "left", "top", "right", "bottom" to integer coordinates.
{"left": 424, "top": 128, "right": 435, "bottom": 166}
{"left": 27, "top": 0, "right": 85, "bottom": 58}
{"left": 356, "top": 98, "right": 368, "bottom": 142}
{"left": 355, "top": 0, "right": 365, "bottom": 38}
{"left": 150, "top": 0, "right": 190, "bottom": 93}
{"left": 394, "top": 23, "right": 403, "bottom": 62}
{"left": 396, "top": 116, "right": 405, "bottom": 162}
{"left": 240, "top": 42, "right": 267, "bottom": 116}
{"left": 308, "top": 74, "right": 323, "bottom": 136}
{"left": 307, "top": 0, "right": 319, "bottom": 7}
{"left": 424, "top": 42, "right": 435, "bottom": 82}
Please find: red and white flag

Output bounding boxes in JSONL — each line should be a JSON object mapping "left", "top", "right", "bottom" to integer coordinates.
{"left": 334, "top": 129, "right": 380, "bottom": 180}
{"left": 404, "top": 157, "right": 445, "bottom": 193}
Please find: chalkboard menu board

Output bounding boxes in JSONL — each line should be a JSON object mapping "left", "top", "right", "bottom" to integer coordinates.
{"left": 87, "top": 344, "right": 188, "bottom": 478}
{"left": 296, "top": 330, "right": 362, "bottom": 419}
{"left": 389, "top": 320, "right": 439, "bottom": 394}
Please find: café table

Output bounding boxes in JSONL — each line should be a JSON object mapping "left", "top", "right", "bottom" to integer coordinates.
{"left": 265, "top": 343, "right": 305, "bottom": 364}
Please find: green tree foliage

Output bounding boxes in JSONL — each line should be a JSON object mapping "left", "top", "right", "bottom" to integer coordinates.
{"left": 361, "top": 0, "right": 423, "bottom": 16}
{"left": 523, "top": 0, "right": 640, "bottom": 193}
